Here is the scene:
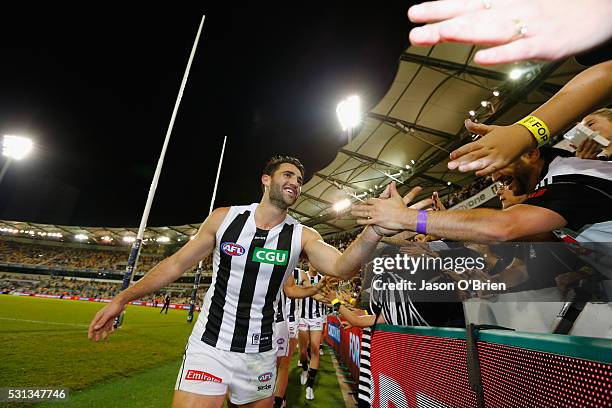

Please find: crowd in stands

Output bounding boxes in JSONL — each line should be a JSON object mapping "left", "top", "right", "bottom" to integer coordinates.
{"left": 443, "top": 176, "right": 493, "bottom": 208}
{"left": 0, "top": 240, "right": 163, "bottom": 273}
{"left": 0, "top": 239, "right": 214, "bottom": 277}
{"left": 0, "top": 272, "right": 201, "bottom": 304}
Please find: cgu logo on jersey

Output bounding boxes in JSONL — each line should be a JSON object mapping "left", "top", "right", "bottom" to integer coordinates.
{"left": 252, "top": 247, "right": 289, "bottom": 266}
{"left": 221, "top": 242, "right": 246, "bottom": 257}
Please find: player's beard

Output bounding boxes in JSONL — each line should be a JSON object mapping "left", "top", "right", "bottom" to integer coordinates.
{"left": 499, "top": 159, "right": 536, "bottom": 196}
{"left": 268, "top": 182, "right": 296, "bottom": 210}
{"left": 510, "top": 162, "right": 534, "bottom": 196}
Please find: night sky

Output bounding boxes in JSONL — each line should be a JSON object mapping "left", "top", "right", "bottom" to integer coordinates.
{"left": 0, "top": 3, "right": 413, "bottom": 227}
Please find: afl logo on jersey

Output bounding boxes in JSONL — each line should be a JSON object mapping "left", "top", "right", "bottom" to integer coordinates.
{"left": 258, "top": 372, "right": 273, "bottom": 382}
{"left": 221, "top": 242, "right": 246, "bottom": 257}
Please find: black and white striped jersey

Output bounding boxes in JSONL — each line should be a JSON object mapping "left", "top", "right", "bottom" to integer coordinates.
{"left": 192, "top": 204, "right": 303, "bottom": 353}
{"left": 300, "top": 273, "right": 324, "bottom": 319}
{"left": 275, "top": 289, "right": 286, "bottom": 324}
{"left": 276, "top": 268, "right": 303, "bottom": 323}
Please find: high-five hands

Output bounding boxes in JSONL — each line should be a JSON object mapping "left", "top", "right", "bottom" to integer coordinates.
{"left": 352, "top": 182, "right": 432, "bottom": 234}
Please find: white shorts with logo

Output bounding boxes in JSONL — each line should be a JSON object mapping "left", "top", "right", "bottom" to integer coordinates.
{"left": 274, "top": 321, "right": 289, "bottom": 357}
{"left": 175, "top": 335, "right": 277, "bottom": 405}
{"left": 287, "top": 318, "right": 299, "bottom": 339}
{"left": 298, "top": 317, "right": 324, "bottom": 332}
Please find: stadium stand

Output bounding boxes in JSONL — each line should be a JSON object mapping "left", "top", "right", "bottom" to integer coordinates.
{"left": 0, "top": 272, "right": 199, "bottom": 304}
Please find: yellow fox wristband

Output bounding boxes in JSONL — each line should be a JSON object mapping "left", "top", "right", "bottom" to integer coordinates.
{"left": 331, "top": 298, "right": 341, "bottom": 306}
{"left": 517, "top": 115, "right": 551, "bottom": 147}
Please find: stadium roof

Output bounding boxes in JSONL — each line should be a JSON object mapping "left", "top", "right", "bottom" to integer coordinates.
{"left": 288, "top": 43, "right": 585, "bottom": 236}
{"left": 0, "top": 43, "right": 586, "bottom": 243}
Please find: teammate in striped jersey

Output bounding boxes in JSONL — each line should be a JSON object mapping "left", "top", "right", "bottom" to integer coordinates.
{"left": 88, "top": 155, "right": 398, "bottom": 408}
{"left": 298, "top": 265, "right": 327, "bottom": 400}
{"left": 273, "top": 268, "right": 317, "bottom": 408}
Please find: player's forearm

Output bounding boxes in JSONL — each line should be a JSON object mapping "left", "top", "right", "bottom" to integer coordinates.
{"left": 284, "top": 284, "right": 319, "bottom": 299}
{"left": 333, "top": 227, "right": 381, "bottom": 279}
{"left": 398, "top": 208, "right": 515, "bottom": 242}
{"left": 532, "top": 61, "right": 612, "bottom": 136}
{"left": 114, "top": 258, "right": 184, "bottom": 305}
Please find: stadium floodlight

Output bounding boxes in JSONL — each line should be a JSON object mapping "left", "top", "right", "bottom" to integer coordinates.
{"left": 336, "top": 95, "right": 361, "bottom": 143}
{"left": 75, "top": 234, "right": 88, "bottom": 241}
{"left": 447, "top": 181, "right": 452, "bottom": 186}
{"left": 333, "top": 199, "right": 352, "bottom": 212}
{"left": 123, "top": 236, "right": 136, "bottom": 243}
{"left": 336, "top": 95, "right": 361, "bottom": 130}
{"left": 2, "top": 135, "right": 33, "bottom": 160}
{"left": 492, "top": 90, "right": 500, "bottom": 97}
{"left": 0, "top": 135, "right": 33, "bottom": 185}
{"left": 157, "top": 236, "right": 170, "bottom": 243}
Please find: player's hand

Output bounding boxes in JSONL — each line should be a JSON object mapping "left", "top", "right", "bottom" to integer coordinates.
{"left": 448, "top": 120, "right": 536, "bottom": 176}
{"left": 321, "top": 287, "right": 337, "bottom": 302}
{"left": 88, "top": 300, "right": 126, "bottom": 342}
{"left": 327, "top": 277, "right": 341, "bottom": 292}
{"left": 315, "top": 276, "right": 327, "bottom": 291}
{"left": 407, "top": 0, "right": 612, "bottom": 65}
{"left": 574, "top": 138, "right": 603, "bottom": 159}
{"left": 353, "top": 183, "right": 427, "bottom": 232}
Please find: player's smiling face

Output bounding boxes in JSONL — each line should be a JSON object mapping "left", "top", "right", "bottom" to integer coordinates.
{"left": 266, "top": 163, "right": 303, "bottom": 209}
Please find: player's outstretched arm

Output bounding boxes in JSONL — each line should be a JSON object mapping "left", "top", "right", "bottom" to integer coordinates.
{"left": 448, "top": 61, "right": 612, "bottom": 176}
{"left": 303, "top": 184, "right": 432, "bottom": 280}
{"left": 283, "top": 273, "right": 326, "bottom": 299}
{"left": 301, "top": 225, "right": 380, "bottom": 280}
{"left": 87, "top": 207, "right": 228, "bottom": 342}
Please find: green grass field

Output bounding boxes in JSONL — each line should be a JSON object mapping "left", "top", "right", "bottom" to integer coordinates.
{"left": 0, "top": 296, "right": 345, "bottom": 407}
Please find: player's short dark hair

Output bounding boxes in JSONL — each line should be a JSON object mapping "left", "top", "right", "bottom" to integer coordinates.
{"left": 262, "top": 155, "right": 304, "bottom": 179}
{"left": 261, "top": 155, "right": 305, "bottom": 192}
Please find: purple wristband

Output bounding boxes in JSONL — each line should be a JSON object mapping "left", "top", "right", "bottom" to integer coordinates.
{"left": 416, "top": 210, "right": 428, "bottom": 234}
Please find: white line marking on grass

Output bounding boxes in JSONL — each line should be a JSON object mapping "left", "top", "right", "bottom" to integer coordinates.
{"left": 0, "top": 317, "right": 88, "bottom": 328}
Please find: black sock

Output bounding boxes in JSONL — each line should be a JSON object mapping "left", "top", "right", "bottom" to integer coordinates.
{"left": 307, "top": 368, "right": 318, "bottom": 387}
{"left": 273, "top": 396, "right": 284, "bottom": 408}
{"left": 301, "top": 359, "right": 308, "bottom": 371}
